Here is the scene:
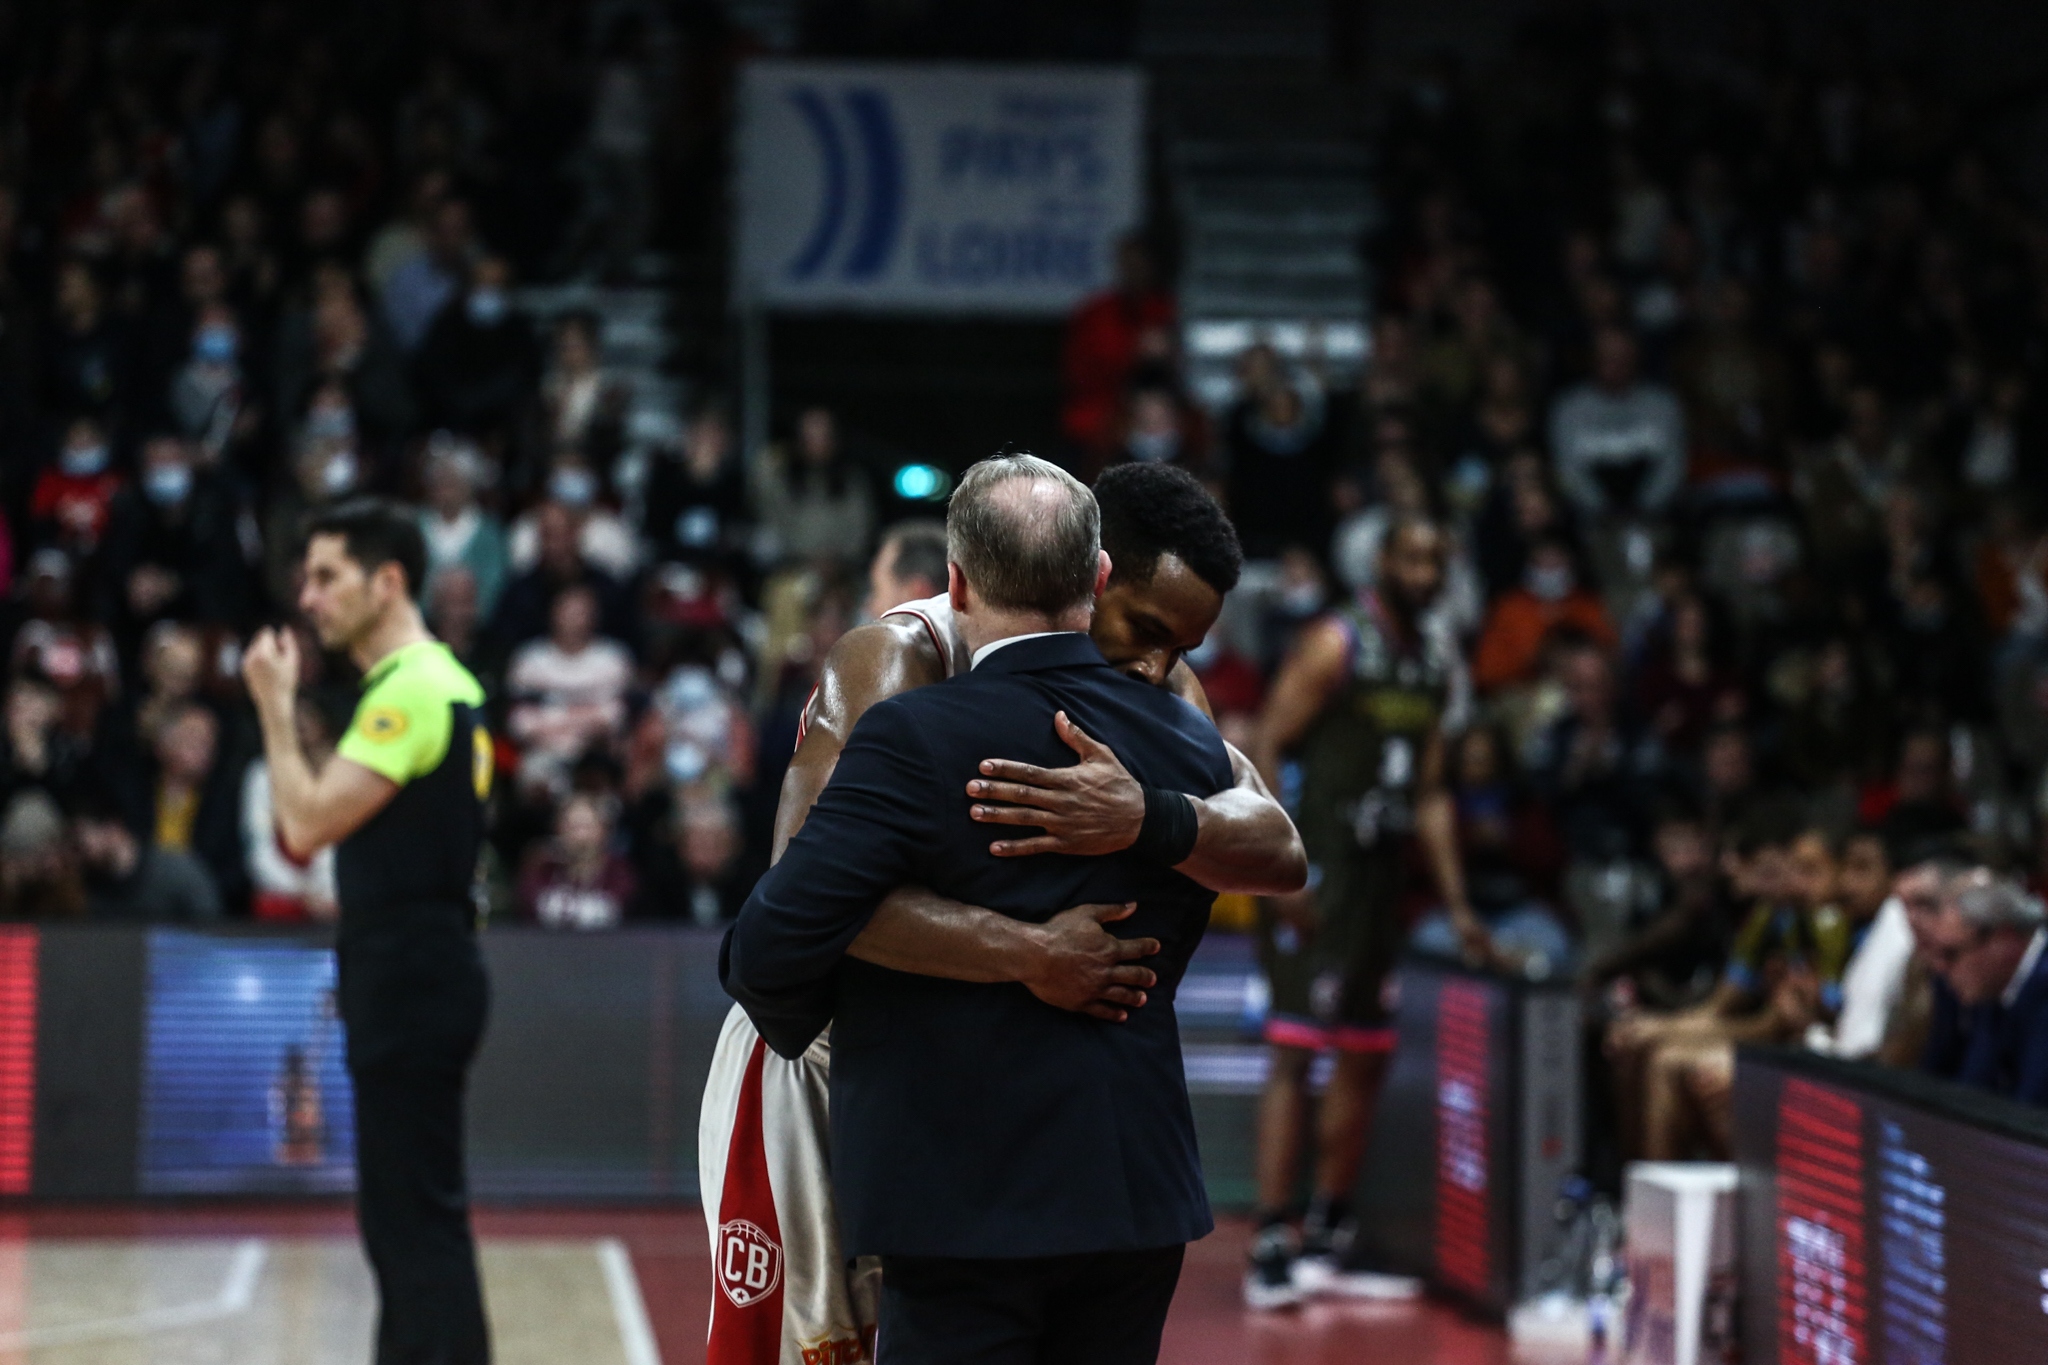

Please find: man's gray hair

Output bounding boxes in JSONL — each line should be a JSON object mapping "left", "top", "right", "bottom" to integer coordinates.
{"left": 1949, "top": 870, "right": 2047, "bottom": 932}
{"left": 946, "top": 454, "right": 1100, "bottom": 615}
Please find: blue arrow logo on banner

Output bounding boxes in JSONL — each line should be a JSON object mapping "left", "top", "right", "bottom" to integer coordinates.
{"left": 786, "top": 86, "right": 904, "bottom": 283}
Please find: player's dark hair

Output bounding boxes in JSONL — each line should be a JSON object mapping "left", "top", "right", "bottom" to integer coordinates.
{"left": 304, "top": 497, "right": 428, "bottom": 599}
{"left": 883, "top": 520, "right": 948, "bottom": 595}
{"left": 1096, "top": 462, "right": 1243, "bottom": 595}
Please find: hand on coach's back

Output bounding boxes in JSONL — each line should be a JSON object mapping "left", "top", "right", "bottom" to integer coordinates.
{"left": 1019, "top": 902, "right": 1159, "bottom": 1023}
{"left": 968, "top": 711, "right": 1145, "bottom": 857}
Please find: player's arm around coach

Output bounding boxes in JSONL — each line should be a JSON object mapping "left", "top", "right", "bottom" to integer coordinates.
{"left": 780, "top": 617, "right": 1305, "bottom": 1023}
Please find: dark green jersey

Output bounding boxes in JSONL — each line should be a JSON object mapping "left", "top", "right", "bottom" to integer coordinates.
{"left": 334, "top": 640, "right": 492, "bottom": 941}
{"left": 1296, "top": 593, "right": 1458, "bottom": 857}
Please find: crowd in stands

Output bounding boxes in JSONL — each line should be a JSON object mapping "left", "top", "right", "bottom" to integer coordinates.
{"left": 0, "top": 4, "right": 779, "bottom": 931}
{"left": 3, "top": 4, "right": 2048, "bottom": 1161}
{"left": 1050, "top": 20, "right": 2048, "bottom": 1152}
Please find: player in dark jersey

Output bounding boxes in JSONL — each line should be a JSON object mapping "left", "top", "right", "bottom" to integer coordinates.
{"left": 1243, "top": 513, "right": 1485, "bottom": 1307}
{"left": 243, "top": 498, "right": 493, "bottom": 1365}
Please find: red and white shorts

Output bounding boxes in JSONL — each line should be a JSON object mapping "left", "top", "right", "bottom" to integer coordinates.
{"left": 700, "top": 1004, "right": 879, "bottom": 1364}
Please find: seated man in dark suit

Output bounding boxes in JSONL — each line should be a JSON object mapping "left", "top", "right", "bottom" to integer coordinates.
{"left": 1927, "top": 870, "right": 2048, "bottom": 1106}
{"left": 723, "top": 454, "right": 1235, "bottom": 1364}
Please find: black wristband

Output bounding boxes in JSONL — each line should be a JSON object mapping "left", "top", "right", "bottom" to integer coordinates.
{"left": 1134, "top": 786, "right": 1200, "bottom": 866}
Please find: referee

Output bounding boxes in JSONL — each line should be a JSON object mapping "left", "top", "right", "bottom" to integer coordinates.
{"left": 243, "top": 498, "right": 493, "bottom": 1365}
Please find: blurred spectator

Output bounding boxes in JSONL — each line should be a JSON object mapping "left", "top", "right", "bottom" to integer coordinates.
{"left": 1061, "top": 234, "right": 1174, "bottom": 458}
{"left": 489, "top": 500, "right": 635, "bottom": 655}
{"left": 642, "top": 405, "right": 749, "bottom": 570}
{"left": 1631, "top": 593, "right": 1742, "bottom": 755}
{"left": 517, "top": 792, "right": 636, "bottom": 929}
{"left": 31, "top": 416, "right": 123, "bottom": 560}
{"left": 75, "top": 797, "right": 219, "bottom": 922}
{"left": 119, "top": 700, "right": 243, "bottom": 913}
{"left": 419, "top": 438, "right": 510, "bottom": 620}
{"left": 1411, "top": 725, "right": 1571, "bottom": 971}
{"left": 508, "top": 454, "right": 639, "bottom": 580}
{"left": 414, "top": 254, "right": 539, "bottom": 445}
{"left": 540, "top": 311, "right": 627, "bottom": 467}
{"left": 426, "top": 567, "right": 485, "bottom": 672}
{"left": 1860, "top": 726, "right": 1967, "bottom": 851}
{"left": 243, "top": 694, "right": 340, "bottom": 924}
{"left": 506, "top": 585, "right": 634, "bottom": 793}
{"left": 381, "top": 196, "right": 475, "bottom": 354}
{"left": 637, "top": 784, "right": 748, "bottom": 925}
{"left": 1224, "top": 345, "right": 1335, "bottom": 561}
{"left": 1103, "top": 379, "right": 1209, "bottom": 478}
{"left": 1582, "top": 804, "right": 1729, "bottom": 1010}
{"left": 11, "top": 551, "right": 120, "bottom": 740}
{"left": 1548, "top": 327, "right": 1687, "bottom": 519}
{"left": 1473, "top": 540, "right": 1617, "bottom": 692}
{"left": 1528, "top": 639, "right": 1662, "bottom": 862}
{"left": 0, "top": 791, "right": 84, "bottom": 920}
{"left": 166, "top": 301, "right": 255, "bottom": 468}
{"left": 43, "top": 259, "right": 129, "bottom": 429}
{"left": 0, "top": 677, "right": 89, "bottom": 812}
{"left": 102, "top": 435, "right": 250, "bottom": 640}
{"left": 753, "top": 407, "right": 874, "bottom": 567}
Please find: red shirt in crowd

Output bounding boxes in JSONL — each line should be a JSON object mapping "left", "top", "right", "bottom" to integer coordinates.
{"left": 1060, "top": 287, "right": 1175, "bottom": 455}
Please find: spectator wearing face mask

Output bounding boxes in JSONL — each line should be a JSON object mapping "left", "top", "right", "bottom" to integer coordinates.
{"left": 508, "top": 455, "right": 639, "bottom": 580}
{"left": 101, "top": 434, "right": 252, "bottom": 641}
{"left": 168, "top": 301, "right": 254, "bottom": 468}
{"left": 1103, "top": 380, "right": 1209, "bottom": 479}
{"left": 262, "top": 396, "right": 367, "bottom": 610}
{"left": 642, "top": 404, "right": 751, "bottom": 572}
{"left": 517, "top": 792, "right": 637, "bottom": 929}
{"left": 419, "top": 438, "right": 510, "bottom": 619}
{"left": 1224, "top": 346, "right": 1337, "bottom": 561}
{"left": 413, "top": 254, "right": 538, "bottom": 445}
{"left": 31, "top": 416, "right": 122, "bottom": 560}
{"left": 1473, "top": 537, "right": 1617, "bottom": 692}
{"left": 273, "top": 263, "right": 415, "bottom": 460}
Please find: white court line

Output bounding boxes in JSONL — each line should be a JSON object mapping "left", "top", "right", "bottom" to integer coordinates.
{"left": 597, "top": 1237, "right": 663, "bottom": 1365}
{"left": 0, "top": 1238, "right": 268, "bottom": 1348}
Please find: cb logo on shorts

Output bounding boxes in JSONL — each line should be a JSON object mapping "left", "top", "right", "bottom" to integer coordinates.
{"left": 718, "top": 1219, "right": 784, "bottom": 1307}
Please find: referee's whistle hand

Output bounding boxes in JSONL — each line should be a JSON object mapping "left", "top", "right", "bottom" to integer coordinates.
{"left": 241, "top": 627, "right": 301, "bottom": 713}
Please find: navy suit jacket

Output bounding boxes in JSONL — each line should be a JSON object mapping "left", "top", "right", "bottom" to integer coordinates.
{"left": 1956, "top": 935, "right": 2048, "bottom": 1106}
{"left": 721, "top": 633, "right": 1233, "bottom": 1260}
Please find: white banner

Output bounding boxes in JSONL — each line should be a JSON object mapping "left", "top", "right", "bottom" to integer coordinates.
{"left": 735, "top": 61, "right": 1145, "bottom": 314}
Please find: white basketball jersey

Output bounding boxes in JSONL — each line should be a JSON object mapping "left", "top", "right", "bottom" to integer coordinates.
{"left": 882, "top": 592, "right": 971, "bottom": 679}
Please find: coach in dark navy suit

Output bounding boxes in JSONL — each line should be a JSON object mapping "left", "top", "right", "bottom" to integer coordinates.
{"left": 722, "top": 454, "right": 1233, "bottom": 1364}
{"left": 1927, "top": 871, "right": 2048, "bottom": 1106}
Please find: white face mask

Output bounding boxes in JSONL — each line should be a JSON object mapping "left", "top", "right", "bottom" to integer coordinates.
{"left": 61, "top": 443, "right": 109, "bottom": 477}
{"left": 1526, "top": 563, "right": 1574, "bottom": 602}
{"left": 321, "top": 451, "right": 360, "bottom": 496}
{"left": 1126, "top": 429, "right": 1179, "bottom": 464}
{"left": 550, "top": 468, "right": 597, "bottom": 508}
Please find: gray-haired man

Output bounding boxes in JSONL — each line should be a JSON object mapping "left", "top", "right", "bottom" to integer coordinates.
{"left": 1927, "top": 871, "right": 2048, "bottom": 1105}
